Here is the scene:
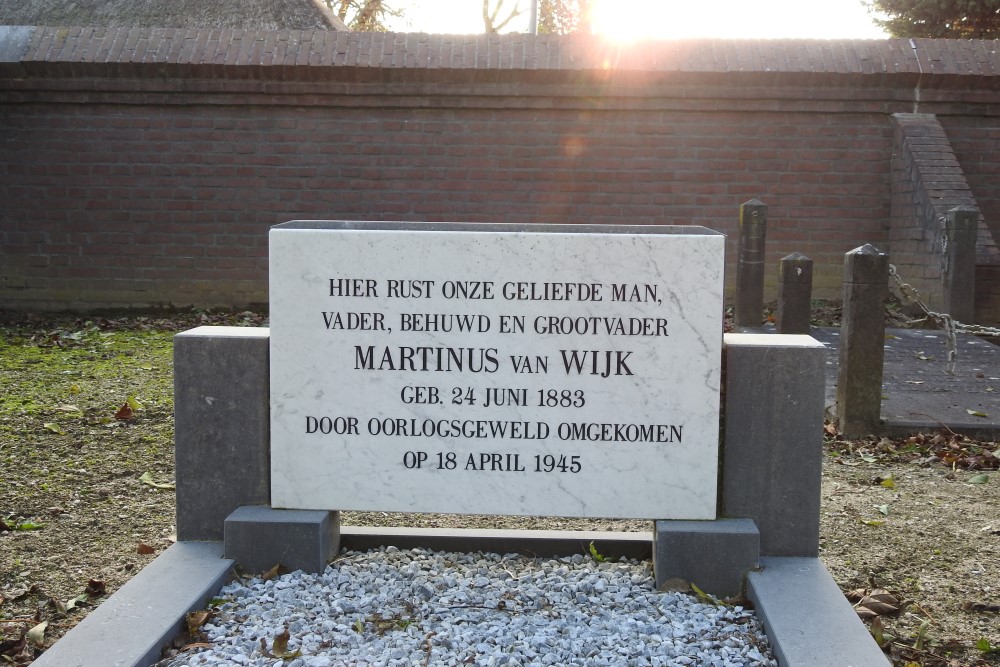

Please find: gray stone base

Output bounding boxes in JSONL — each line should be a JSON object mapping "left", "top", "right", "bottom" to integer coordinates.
{"left": 29, "top": 542, "right": 233, "bottom": 667}
{"left": 35, "top": 532, "right": 887, "bottom": 667}
{"left": 653, "top": 518, "right": 760, "bottom": 599}
{"left": 224, "top": 506, "right": 340, "bottom": 574}
{"left": 749, "top": 556, "right": 890, "bottom": 666}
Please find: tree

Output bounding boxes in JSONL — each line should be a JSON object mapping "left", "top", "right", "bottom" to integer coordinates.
{"left": 865, "top": 0, "right": 1000, "bottom": 39}
{"left": 327, "top": 0, "right": 402, "bottom": 32}
{"left": 483, "top": 0, "right": 524, "bottom": 33}
{"left": 537, "top": 0, "right": 594, "bottom": 35}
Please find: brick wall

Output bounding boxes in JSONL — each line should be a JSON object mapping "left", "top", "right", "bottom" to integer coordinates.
{"left": 2, "top": 29, "right": 1000, "bottom": 313}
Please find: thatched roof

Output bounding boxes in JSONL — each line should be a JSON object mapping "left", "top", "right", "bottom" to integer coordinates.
{"left": 0, "top": 0, "right": 347, "bottom": 31}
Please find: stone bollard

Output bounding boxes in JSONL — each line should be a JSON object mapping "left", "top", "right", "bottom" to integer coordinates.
{"left": 777, "top": 252, "right": 813, "bottom": 334}
{"left": 836, "top": 244, "right": 889, "bottom": 438}
{"left": 734, "top": 199, "right": 768, "bottom": 329}
{"left": 943, "top": 205, "right": 978, "bottom": 324}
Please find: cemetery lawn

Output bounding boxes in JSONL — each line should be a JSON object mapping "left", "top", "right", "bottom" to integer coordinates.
{"left": 1, "top": 311, "right": 998, "bottom": 667}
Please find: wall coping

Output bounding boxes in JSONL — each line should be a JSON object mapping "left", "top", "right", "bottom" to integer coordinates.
{"left": 1, "top": 26, "right": 1000, "bottom": 90}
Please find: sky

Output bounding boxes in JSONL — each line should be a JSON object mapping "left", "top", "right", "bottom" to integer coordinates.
{"left": 386, "top": 0, "right": 889, "bottom": 40}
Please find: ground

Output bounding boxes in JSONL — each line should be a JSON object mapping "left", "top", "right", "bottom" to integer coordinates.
{"left": 0, "top": 309, "right": 998, "bottom": 666}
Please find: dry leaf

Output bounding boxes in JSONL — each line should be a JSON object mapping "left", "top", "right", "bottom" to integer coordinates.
{"left": 26, "top": 621, "right": 48, "bottom": 647}
{"left": 186, "top": 610, "right": 212, "bottom": 634}
{"left": 114, "top": 403, "right": 133, "bottom": 420}
{"left": 138, "top": 472, "right": 175, "bottom": 490}
{"left": 84, "top": 579, "right": 106, "bottom": 597}
{"left": 271, "top": 628, "right": 302, "bottom": 659}
{"left": 854, "top": 589, "right": 901, "bottom": 617}
{"left": 137, "top": 543, "right": 155, "bottom": 555}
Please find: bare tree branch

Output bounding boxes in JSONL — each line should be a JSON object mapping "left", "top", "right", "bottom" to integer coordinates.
{"left": 483, "top": 0, "right": 524, "bottom": 33}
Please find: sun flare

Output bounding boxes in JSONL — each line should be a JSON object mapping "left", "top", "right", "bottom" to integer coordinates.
{"left": 590, "top": 0, "right": 700, "bottom": 41}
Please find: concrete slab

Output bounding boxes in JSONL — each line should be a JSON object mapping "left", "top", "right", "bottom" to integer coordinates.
{"left": 810, "top": 327, "right": 999, "bottom": 438}
{"left": 30, "top": 542, "right": 233, "bottom": 667}
{"left": 748, "top": 556, "right": 889, "bottom": 667}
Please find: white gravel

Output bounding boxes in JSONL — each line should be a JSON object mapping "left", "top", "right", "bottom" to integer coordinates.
{"left": 164, "top": 547, "right": 776, "bottom": 667}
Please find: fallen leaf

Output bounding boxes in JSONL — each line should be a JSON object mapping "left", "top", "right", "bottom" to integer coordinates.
{"left": 259, "top": 628, "right": 302, "bottom": 660}
{"left": 904, "top": 380, "right": 924, "bottom": 385}
{"left": 274, "top": 629, "right": 300, "bottom": 658}
{"left": 14, "top": 521, "right": 44, "bottom": 531}
{"left": 138, "top": 472, "right": 175, "bottom": 490}
{"left": 855, "top": 589, "right": 901, "bottom": 617}
{"left": 845, "top": 588, "right": 867, "bottom": 603}
{"left": 42, "top": 422, "right": 66, "bottom": 435}
{"left": 862, "top": 519, "right": 885, "bottom": 526}
{"left": 963, "top": 601, "right": 1000, "bottom": 613}
{"left": 64, "top": 593, "right": 89, "bottom": 611}
{"left": 879, "top": 476, "right": 896, "bottom": 490}
{"left": 84, "top": 579, "right": 106, "bottom": 597}
{"left": 137, "top": 543, "right": 155, "bottom": 555}
{"left": 126, "top": 395, "right": 144, "bottom": 412}
{"left": 114, "top": 403, "right": 133, "bottom": 420}
{"left": 968, "top": 473, "right": 990, "bottom": 484}
{"left": 186, "top": 610, "right": 212, "bottom": 634}
{"left": 869, "top": 615, "right": 888, "bottom": 646}
{"left": 26, "top": 621, "right": 48, "bottom": 647}
{"left": 54, "top": 404, "right": 82, "bottom": 413}
{"left": 876, "top": 504, "right": 889, "bottom": 516}
{"left": 917, "top": 355, "right": 933, "bottom": 361}
{"left": 966, "top": 409, "right": 989, "bottom": 418}
{"left": 261, "top": 563, "right": 284, "bottom": 581}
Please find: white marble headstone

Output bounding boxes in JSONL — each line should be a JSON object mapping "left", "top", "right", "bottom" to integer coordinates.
{"left": 269, "top": 222, "right": 724, "bottom": 519}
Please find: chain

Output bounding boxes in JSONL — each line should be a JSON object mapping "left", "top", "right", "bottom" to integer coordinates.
{"left": 886, "top": 264, "right": 1000, "bottom": 374}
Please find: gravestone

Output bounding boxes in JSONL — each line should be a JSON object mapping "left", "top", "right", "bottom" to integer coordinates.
{"left": 31, "top": 218, "right": 889, "bottom": 667}
{"left": 268, "top": 221, "right": 725, "bottom": 520}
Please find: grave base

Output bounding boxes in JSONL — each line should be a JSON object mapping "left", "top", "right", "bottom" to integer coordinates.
{"left": 653, "top": 518, "right": 760, "bottom": 599}
{"left": 224, "top": 505, "right": 340, "bottom": 574}
{"left": 32, "top": 531, "right": 888, "bottom": 667}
